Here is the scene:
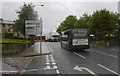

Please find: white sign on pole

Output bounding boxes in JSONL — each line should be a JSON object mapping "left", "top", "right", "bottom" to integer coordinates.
{"left": 25, "top": 20, "right": 42, "bottom": 35}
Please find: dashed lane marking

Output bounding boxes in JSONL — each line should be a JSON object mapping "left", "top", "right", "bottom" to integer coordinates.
{"left": 111, "top": 49, "right": 119, "bottom": 51}
{"left": 52, "top": 60, "right": 55, "bottom": 62}
{"left": 46, "top": 43, "right": 61, "bottom": 74}
{"left": 46, "top": 60, "right": 49, "bottom": 63}
{"left": 98, "top": 64, "right": 120, "bottom": 76}
{"left": 73, "top": 52, "right": 86, "bottom": 59}
{"left": 46, "top": 66, "right": 51, "bottom": 69}
{"left": 56, "top": 70, "right": 60, "bottom": 74}
{"left": 52, "top": 62, "right": 56, "bottom": 65}
{"left": 47, "top": 43, "right": 54, "bottom": 53}
{"left": 53, "top": 66, "right": 58, "bottom": 69}
{"left": 88, "top": 49, "right": 118, "bottom": 58}
{"left": 46, "top": 63, "right": 50, "bottom": 65}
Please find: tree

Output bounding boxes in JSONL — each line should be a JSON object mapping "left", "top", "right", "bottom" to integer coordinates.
{"left": 57, "top": 15, "right": 77, "bottom": 33}
{"left": 13, "top": 3, "right": 38, "bottom": 35}
{"left": 89, "top": 9, "right": 117, "bottom": 40}
{"left": 75, "top": 13, "right": 91, "bottom": 28}
{"left": 115, "top": 13, "right": 120, "bottom": 38}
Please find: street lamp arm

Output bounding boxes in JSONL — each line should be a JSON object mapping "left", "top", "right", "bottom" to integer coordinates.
{"left": 34, "top": 5, "right": 44, "bottom": 6}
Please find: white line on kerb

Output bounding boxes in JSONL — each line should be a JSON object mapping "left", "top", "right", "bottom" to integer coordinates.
{"left": 73, "top": 52, "right": 86, "bottom": 59}
{"left": 56, "top": 70, "right": 60, "bottom": 74}
{"left": 98, "top": 64, "right": 120, "bottom": 76}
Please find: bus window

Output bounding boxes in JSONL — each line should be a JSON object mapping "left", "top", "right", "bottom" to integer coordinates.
{"left": 73, "top": 30, "right": 87, "bottom": 39}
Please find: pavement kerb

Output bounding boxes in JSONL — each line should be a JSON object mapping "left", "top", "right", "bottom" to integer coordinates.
{"left": 23, "top": 52, "right": 52, "bottom": 57}
{"left": 1, "top": 52, "right": 52, "bottom": 59}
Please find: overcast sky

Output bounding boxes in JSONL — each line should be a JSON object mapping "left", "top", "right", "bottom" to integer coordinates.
{"left": 1, "top": 0, "right": 119, "bottom": 35}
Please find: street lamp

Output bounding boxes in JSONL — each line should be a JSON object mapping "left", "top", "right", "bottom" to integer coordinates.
{"left": 34, "top": 4, "right": 44, "bottom": 53}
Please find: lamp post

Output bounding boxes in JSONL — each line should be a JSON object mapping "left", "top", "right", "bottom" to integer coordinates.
{"left": 34, "top": 4, "right": 44, "bottom": 53}
{"left": 39, "top": 18, "right": 43, "bottom": 53}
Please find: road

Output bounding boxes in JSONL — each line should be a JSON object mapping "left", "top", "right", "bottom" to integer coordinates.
{"left": 21, "top": 42, "right": 119, "bottom": 76}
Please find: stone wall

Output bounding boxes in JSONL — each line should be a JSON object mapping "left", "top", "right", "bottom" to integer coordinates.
{"left": 1, "top": 43, "right": 32, "bottom": 54}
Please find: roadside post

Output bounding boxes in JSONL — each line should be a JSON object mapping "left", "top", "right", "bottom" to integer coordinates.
{"left": 39, "top": 18, "right": 43, "bottom": 53}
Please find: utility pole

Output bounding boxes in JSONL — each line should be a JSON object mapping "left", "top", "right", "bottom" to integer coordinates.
{"left": 34, "top": 4, "right": 44, "bottom": 53}
{"left": 40, "top": 18, "right": 43, "bottom": 53}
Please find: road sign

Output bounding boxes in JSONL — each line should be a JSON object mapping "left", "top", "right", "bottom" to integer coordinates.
{"left": 25, "top": 20, "right": 42, "bottom": 35}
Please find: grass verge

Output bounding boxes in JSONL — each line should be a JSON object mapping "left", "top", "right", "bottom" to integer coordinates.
{"left": 0, "top": 38, "right": 31, "bottom": 44}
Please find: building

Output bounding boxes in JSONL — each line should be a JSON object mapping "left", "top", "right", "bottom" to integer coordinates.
{"left": 0, "top": 18, "right": 15, "bottom": 38}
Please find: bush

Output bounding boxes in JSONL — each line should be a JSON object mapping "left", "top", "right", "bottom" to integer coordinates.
{"left": 4, "top": 33, "right": 13, "bottom": 39}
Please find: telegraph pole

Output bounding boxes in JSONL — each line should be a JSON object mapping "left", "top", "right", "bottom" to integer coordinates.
{"left": 40, "top": 18, "right": 43, "bottom": 53}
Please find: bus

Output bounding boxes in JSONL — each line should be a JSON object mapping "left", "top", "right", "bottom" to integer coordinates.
{"left": 60, "top": 28, "right": 90, "bottom": 51}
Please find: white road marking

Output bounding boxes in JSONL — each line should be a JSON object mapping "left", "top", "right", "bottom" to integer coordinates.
{"left": 50, "top": 57, "right": 54, "bottom": 60}
{"left": 89, "top": 49, "right": 118, "bottom": 58}
{"left": 56, "top": 70, "right": 60, "bottom": 74}
{"left": 111, "top": 49, "right": 119, "bottom": 51}
{"left": 98, "top": 64, "right": 120, "bottom": 76}
{"left": 47, "top": 43, "right": 53, "bottom": 53}
{"left": 47, "top": 43, "right": 60, "bottom": 74}
{"left": 73, "top": 52, "right": 86, "bottom": 59}
{"left": 21, "top": 57, "right": 33, "bottom": 73}
{"left": 22, "top": 68, "right": 47, "bottom": 72}
{"left": 46, "top": 60, "right": 49, "bottom": 63}
{"left": 52, "top": 62, "right": 56, "bottom": 65}
{"left": 46, "top": 66, "right": 51, "bottom": 69}
{"left": 46, "top": 55, "right": 49, "bottom": 60}
{"left": 52, "top": 60, "right": 55, "bottom": 62}
{"left": 53, "top": 66, "right": 58, "bottom": 69}
{"left": 74, "top": 65, "right": 97, "bottom": 76}
{"left": 46, "top": 63, "right": 50, "bottom": 65}
{"left": 0, "top": 71, "right": 18, "bottom": 73}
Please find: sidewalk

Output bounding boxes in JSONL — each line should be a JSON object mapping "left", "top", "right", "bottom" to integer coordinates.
{"left": 2, "top": 42, "right": 52, "bottom": 74}
{"left": 21, "top": 42, "right": 51, "bottom": 57}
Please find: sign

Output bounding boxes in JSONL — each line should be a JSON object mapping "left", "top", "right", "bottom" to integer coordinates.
{"left": 25, "top": 19, "right": 43, "bottom": 35}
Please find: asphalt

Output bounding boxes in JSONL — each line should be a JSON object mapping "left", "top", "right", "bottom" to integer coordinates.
{"left": 1, "top": 42, "right": 119, "bottom": 76}
{"left": 48, "top": 42, "right": 119, "bottom": 75}
{"left": 2, "top": 42, "right": 52, "bottom": 75}
{"left": 1, "top": 62, "right": 18, "bottom": 74}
